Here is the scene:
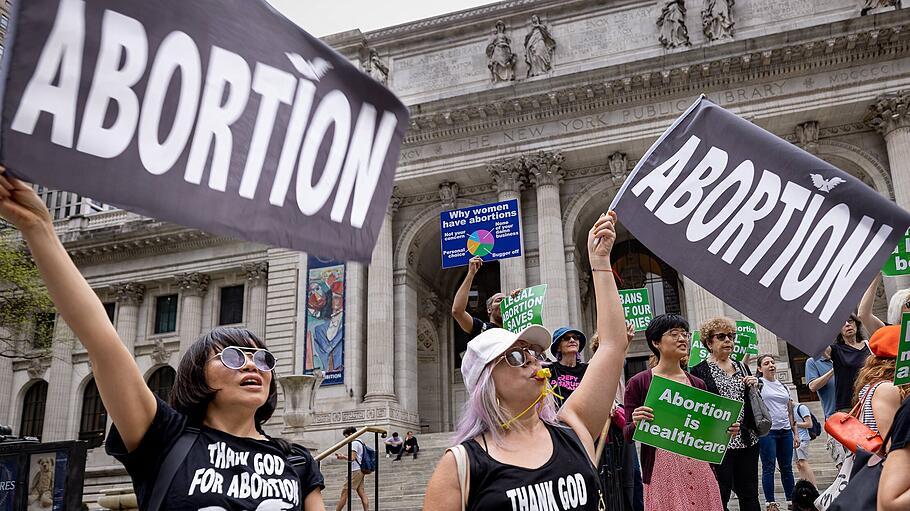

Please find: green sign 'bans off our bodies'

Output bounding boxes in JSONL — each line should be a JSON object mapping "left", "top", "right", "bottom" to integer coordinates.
{"left": 633, "top": 375, "right": 743, "bottom": 464}
{"left": 500, "top": 285, "right": 547, "bottom": 333}
{"left": 619, "top": 288, "right": 653, "bottom": 332}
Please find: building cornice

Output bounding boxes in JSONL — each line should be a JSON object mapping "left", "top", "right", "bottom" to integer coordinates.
{"left": 401, "top": 13, "right": 909, "bottom": 145}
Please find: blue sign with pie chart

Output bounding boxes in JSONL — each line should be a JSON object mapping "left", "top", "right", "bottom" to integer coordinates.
{"left": 440, "top": 199, "right": 522, "bottom": 268}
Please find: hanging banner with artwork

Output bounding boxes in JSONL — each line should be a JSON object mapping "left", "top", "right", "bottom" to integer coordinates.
{"left": 304, "top": 256, "right": 345, "bottom": 385}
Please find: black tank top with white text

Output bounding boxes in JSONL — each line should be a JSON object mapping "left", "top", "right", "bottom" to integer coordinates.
{"left": 462, "top": 423, "right": 602, "bottom": 511}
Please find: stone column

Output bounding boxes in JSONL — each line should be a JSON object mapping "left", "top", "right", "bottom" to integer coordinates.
{"left": 243, "top": 262, "right": 269, "bottom": 338}
{"left": 112, "top": 282, "right": 145, "bottom": 353}
{"left": 488, "top": 158, "right": 527, "bottom": 292}
{"left": 683, "top": 277, "right": 725, "bottom": 328}
{"left": 42, "top": 319, "right": 75, "bottom": 441}
{"left": 393, "top": 270, "right": 418, "bottom": 412}
{"left": 868, "top": 93, "right": 910, "bottom": 290}
{"left": 344, "top": 262, "right": 366, "bottom": 402}
{"left": 175, "top": 273, "right": 209, "bottom": 355}
{"left": 528, "top": 151, "right": 570, "bottom": 329}
{"left": 565, "top": 246, "right": 582, "bottom": 328}
{"left": 364, "top": 194, "right": 400, "bottom": 403}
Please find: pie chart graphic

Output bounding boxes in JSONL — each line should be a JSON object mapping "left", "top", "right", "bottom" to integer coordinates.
{"left": 467, "top": 230, "right": 495, "bottom": 257}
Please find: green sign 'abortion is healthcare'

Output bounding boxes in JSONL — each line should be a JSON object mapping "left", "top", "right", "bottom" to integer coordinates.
{"left": 633, "top": 375, "right": 743, "bottom": 464}
{"left": 883, "top": 229, "right": 910, "bottom": 276}
{"left": 895, "top": 313, "right": 910, "bottom": 386}
{"left": 500, "top": 284, "right": 547, "bottom": 333}
{"left": 619, "top": 288, "right": 653, "bottom": 332}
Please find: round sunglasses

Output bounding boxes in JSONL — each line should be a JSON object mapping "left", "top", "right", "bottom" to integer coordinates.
{"left": 498, "top": 347, "right": 546, "bottom": 368}
{"left": 208, "top": 346, "right": 277, "bottom": 371}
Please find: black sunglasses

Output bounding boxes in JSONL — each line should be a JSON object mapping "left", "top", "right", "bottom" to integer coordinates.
{"left": 712, "top": 333, "right": 737, "bottom": 342}
{"left": 209, "top": 346, "right": 277, "bottom": 371}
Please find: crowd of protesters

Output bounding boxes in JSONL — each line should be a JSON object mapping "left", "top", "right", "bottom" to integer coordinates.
{"left": 7, "top": 162, "right": 910, "bottom": 510}
{"left": 432, "top": 216, "right": 910, "bottom": 511}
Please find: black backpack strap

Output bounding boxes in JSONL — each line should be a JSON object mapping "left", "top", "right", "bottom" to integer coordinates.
{"left": 146, "top": 426, "right": 199, "bottom": 511}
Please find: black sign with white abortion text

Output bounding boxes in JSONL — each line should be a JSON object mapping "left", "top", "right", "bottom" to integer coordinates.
{"left": 0, "top": 0, "right": 408, "bottom": 262}
{"left": 612, "top": 97, "right": 910, "bottom": 356}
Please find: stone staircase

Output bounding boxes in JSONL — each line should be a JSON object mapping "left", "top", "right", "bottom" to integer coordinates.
{"left": 319, "top": 432, "right": 452, "bottom": 511}
{"left": 320, "top": 404, "right": 841, "bottom": 511}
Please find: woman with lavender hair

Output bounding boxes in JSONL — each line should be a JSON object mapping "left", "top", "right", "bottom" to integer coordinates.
{"left": 423, "top": 213, "right": 631, "bottom": 511}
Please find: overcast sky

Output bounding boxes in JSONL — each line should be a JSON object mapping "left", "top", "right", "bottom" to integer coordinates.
{"left": 266, "top": 0, "right": 499, "bottom": 37}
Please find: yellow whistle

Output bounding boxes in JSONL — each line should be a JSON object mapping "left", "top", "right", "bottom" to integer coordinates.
{"left": 535, "top": 368, "right": 551, "bottom": 380}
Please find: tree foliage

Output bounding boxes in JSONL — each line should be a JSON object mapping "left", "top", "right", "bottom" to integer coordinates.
{"left": 0, "top": 237, "right": 54, "bottom": 358}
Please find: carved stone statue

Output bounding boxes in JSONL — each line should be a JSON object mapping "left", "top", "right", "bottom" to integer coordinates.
{"left": 702, "top": 0, "right": 734, "bottom": 41}
{"left": 658, "top": 1, "right": 690, "bottom": 49}
{"left": 862, "top": 0, "right": 901, "bottom": 16}
{"left": 524, "top": 15, "right": 556, "bottom": 77}
{"left": 608, "top": 152, "right": 628, "bottom": 182}
{"left": 438, "top": 181, "right": 460, "bottom": 210}
{"left": 365, "top": 49, "right": 389, "bottom": 85}
{"left": 795, "top": 121, "right": 819, "bottom": 151}
{"left": 486, "top": 21, "right": 517, "bottom": 82}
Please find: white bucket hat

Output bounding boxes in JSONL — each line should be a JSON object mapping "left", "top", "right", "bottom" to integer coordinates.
{"left": 461, "top": 325, "right": 551, "bottom": 394}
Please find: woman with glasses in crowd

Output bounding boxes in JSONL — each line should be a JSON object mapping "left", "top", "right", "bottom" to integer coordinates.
{"left": 624, "top": 315, "right": 737, "bottom": 511}
{"left": 755, "top": 354, "right": 798, "bottom": 511}
{"left": 689, "top": 318, "right": 761, "bottom": 511}
{"left": 0, "top": 168, "right": 326, "bottom": 510}
{"left": 424, "top": 213, "right": 631, "bottom": 511}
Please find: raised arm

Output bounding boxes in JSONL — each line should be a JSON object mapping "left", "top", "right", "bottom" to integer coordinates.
{"left": 858, "top": 273, "right": 885, "bottom": 336}
{"left": 0, "top": 169, "right": 156, "bottom": 451}
{"left": 451, "top": 257, "right": 482, "bottom": 333}
{"left": 558, "top": 212, "right": 629, "bottom": 459}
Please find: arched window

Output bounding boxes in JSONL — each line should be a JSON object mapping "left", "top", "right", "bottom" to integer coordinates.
{"left": 611, "top": 239, "right": 682, "bottom": 316}
{"left": 20, "top": 380, "right": 48, "bottom": 440}
{"left": 147, "top": 366, "right": 176, "bottom": 402}
{"left": 79, "top": 378, "right": 108, "bottom": 449}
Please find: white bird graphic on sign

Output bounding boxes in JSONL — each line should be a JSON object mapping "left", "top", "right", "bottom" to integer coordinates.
{"left": 286, "top": 52, "right": 333, "bottom": 81}
{"left": 810, "top": 174, "right": 846, "bottom": 193}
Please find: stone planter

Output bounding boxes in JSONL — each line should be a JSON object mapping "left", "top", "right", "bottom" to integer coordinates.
{"left": 279, "top": 372, "right": 324, "bottom": 447}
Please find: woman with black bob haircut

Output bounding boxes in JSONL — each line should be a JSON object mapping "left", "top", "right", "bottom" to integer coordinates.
{"left": 0, "top": 168, "right": 325, "bottom": 510}
{"left": 170, "top": 326, "right": 280, "bottom": 426}
{"left": 623, "top": 314, "right": 737, "bottom": 511}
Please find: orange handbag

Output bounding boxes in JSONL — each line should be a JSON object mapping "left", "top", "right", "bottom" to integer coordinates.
{"left": 824, "top": 388, "right": 884, "bottom": 454}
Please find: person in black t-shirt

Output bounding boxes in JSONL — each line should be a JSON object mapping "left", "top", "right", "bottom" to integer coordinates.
{"left": 452, "top": 256, "right": 505, "bottom": 337}
{"left": 0, "top": 170, "right": 325, "bottom": 511}
{"left": 425, "top": 212, "right": 633, "bottom": 511}
{"left": 829, "top": 314, "right": 872, "bottom": 411}
{"left": 878, "top": 396, "right": 910, "bottom": 511}
{"left": 393, "top": 431, "right": 419, "bottom": 460}
{"left": 548, "top": 327, "right": 589, "bottom": 405}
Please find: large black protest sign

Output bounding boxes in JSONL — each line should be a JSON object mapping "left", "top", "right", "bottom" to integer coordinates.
{"left": 612, "top": 97, "right": 910, "bottom": 355}
{"left": 0, "top": 0, "right": 408, "bottom": 262}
